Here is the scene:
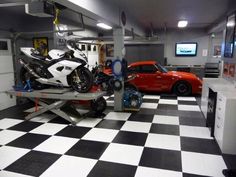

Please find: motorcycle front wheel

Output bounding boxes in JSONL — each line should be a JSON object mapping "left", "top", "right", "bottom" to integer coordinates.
{"left": 70, "top": 67, "right": 93, "bottom": 93}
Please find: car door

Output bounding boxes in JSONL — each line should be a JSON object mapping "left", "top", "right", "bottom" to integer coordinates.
{"left": 137, "top": 64, "right": 161, "bottom": 91}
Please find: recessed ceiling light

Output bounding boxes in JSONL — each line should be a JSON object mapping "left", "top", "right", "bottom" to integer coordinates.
{"left": 97, "top": 23, "right": 112, "bottom": 30}
{"left": 178, "top": 20, "right": 188, "bottom": 28}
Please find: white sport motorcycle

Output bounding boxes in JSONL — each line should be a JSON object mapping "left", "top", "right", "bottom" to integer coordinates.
{"left": 19, "top": 40, "right": 93, "bottom": 93}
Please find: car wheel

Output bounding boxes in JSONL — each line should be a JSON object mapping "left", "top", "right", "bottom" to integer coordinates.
{"left": 173, "top": 81, "right": 192, "bottom": 96}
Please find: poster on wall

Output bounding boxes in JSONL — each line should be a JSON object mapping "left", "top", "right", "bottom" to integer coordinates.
{"left": 106, "top": 44, "right": 114, "bottom": 57}
{"left": 213, "top": 45, "right": 221, "bottom": 57}
{"left": 223, "top": 63, "right": 229, "bottom": 76}
{"left": 32, "top": 37, "right": 49, "bottom": 56}
{"left": 229, "top": 63, "right": 236, "bottom": 77}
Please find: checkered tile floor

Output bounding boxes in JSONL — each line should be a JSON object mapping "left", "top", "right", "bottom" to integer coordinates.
{"left": 0, "top": 94, "right": 229, "bottom": 177}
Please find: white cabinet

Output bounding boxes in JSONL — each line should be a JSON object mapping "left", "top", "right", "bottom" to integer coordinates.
{"left": 214, "top": 92, "right": 236, "bottom": 154}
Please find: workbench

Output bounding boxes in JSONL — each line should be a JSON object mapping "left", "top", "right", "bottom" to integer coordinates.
{"left": 6, "top": 88, "right": 106, "bottom": 125}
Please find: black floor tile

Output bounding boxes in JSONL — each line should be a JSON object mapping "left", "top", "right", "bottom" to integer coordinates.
{"left": 8, "top": 121, "right": 43, "bottom": 132}
{"left": 49, "top": 117, "right": 71, "bottom": 124}
{"left": 0, "top": 103, "right": 33, "bottom": 120}
{"left": 106, "top": 97, "right": 114, "bottom": 101}
{"left": 139, "top": 108, "right": 156, "bottom": 115}
{"left": 128, "top": 113, "right": 154, "bottom": 123}
{"left": 178, "top": 100, "right": 198, "bottom": 105}
{"left": 5, "top": 150, "right": 61, "bottom": 176}
{"left": 155, "top": 109, "right": 180, "bottom": 116}
{"left": 95, "top": 119, "right": 125, "bottom": 130}
{"left": 181, "top": 137, "right": 221, "bottom": 155}
{"left": 88, "top": 161, "right": 137, "bottom": 177}
{"left": 139, "top": 147, "right": 182, "bottom": 172}
{"left": 55, "top": 125, "right": 91, "bottom": 139}
{"left": 143, "top": 98, "right": 159, "bottom": 103}
{"left": 178, "top": 111, "right": 204, "bottom": 119}
{"left": 112, "top": 131, "right": 148, "bottom": 146}
{"left": 150, "top": 124, "right": 180, "bottom": 135}
{"left": 179, "top": 117, "right": 206, "bottom": 127}
{"left": 7, "top": 133, "right": 50, "bottom": 149}
{"left": 66, "top": 140, "right": 109, "bottom": 159}
{"left": 223, "top": 154, "right": 236, "bottom": 169}
{"left": 160, "top": 95, "right": 177, "bottom": 100}
{"left": 157, "top": 104, "right": 178, "bottom": 110}
{"left": 183, "top": 173, "right": 211, "bottom": 177}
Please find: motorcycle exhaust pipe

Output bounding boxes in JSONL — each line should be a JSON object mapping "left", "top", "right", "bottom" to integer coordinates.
{"left": 19, "top": 59, "right": 40, "bottom": 79}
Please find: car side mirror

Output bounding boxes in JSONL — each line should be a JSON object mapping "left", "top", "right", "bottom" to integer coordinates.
{"left": 156, "top": 71, "right": 162, "bottom": 75}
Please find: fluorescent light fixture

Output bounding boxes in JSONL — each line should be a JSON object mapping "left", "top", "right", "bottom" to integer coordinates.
{"left": 97, "top": 22, "right": 112, "bottom": 30}
{"left": 227, "top": 21, "right": 235, "bottom": 27}
{"left": 178, "top": 20, "right": 188, "bottom": 28}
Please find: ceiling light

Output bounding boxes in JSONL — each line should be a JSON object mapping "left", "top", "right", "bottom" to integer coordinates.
{"left": 227, "top": 21, "right": 235, "bottom": 27}
{"left": 178, "top": 20, "right": 188, "bottom": 28}
{"left": 97, "top": 23, "right": 112, "bottom": 30}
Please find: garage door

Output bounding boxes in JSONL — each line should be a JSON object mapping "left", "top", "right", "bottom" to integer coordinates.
{"left": 125, "top": 44, "right": 165, "bottom": 65}
{"left": 0, "top": 39, "right": 16, "bottom": 110}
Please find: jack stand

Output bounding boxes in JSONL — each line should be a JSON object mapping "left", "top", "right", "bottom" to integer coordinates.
{"left": 13, "top": 80, "right": 33, "bottom": 92}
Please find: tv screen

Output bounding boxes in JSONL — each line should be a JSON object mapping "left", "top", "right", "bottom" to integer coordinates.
{"left": 175, "top": 43, "right": 198, "bottom": 57}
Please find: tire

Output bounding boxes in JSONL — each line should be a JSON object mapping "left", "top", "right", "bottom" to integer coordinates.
{"left": 70, "top": 67, "right": 93, "bottom": 93}
{"left": 173, "top": 81, "right": 192, "bottom": 96}
{"left": 129, "top": 94, "right": 139, "bottom": 108}
{"left": 91, "top": 97, "right": 107, "bottom": 113}
{"left": 124, "top": 83, "right": 138, "bottom": 91}
{"left": 20, "top": 66, "right": 46, "bottom": 90}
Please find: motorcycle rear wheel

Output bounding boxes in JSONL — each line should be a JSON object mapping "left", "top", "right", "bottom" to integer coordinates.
{"left": 70, "top": 67, "right": 93, "bottom": 93}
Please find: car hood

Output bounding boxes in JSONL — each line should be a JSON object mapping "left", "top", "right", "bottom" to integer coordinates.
{"left": 167, "top": 71, "right": 198, "bottom": 79}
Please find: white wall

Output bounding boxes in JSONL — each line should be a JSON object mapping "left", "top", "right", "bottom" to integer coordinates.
{"left": 164, "top": 29, "right": 210, "bottom": 65}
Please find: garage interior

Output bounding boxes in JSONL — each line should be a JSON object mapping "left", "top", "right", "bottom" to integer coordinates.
{"left": 0, "top": 0, "right": 236, "bottom": 177}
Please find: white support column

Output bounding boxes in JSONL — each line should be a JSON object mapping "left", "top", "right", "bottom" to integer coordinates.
{"left": 113, "top": 27, "right": 124, "bottom": 111}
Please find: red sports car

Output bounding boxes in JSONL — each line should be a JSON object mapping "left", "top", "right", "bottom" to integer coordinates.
{"left": 128, "top": 61, "right": 202, "bottom": 95}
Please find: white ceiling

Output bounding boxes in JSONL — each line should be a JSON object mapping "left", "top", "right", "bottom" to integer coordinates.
{"left": 108, "top": 0, "right": 230, "bottom": 29}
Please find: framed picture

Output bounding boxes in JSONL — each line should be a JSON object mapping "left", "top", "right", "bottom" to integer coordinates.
{"left": 229, "top": 63, "right": 236, "bottom": 77}
{"left": 223, "top": 63, "right": 229, "bottom": 76}
{"left": 224, "top": 13, "right": 236, "bottom": 58}
{"left": 106, "top": 44, "right": 114, "bottom": 57}
{"left": 213, "top": 45, "right": 221, "bottom": 57}
{"left": 32, "top": 37, "right": 48, "bottom": 56}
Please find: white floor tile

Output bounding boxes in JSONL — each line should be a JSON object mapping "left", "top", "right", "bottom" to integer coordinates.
{"left": 30, "top": 123, "right": 67, "bottom": 135}
{"left": 135, "top": 166, "right": 182, "bottom": 177}
{"left": 0, "top": 146, "right": 30, "bottom": 169}
{"left": 104, "top": 112, "right": 131, "bottom": 121}
{"left": 121, "top": 121, "right": 151, "bottom": 133}
{"left": 34, "top": 136, "right": 79, "bottom": 154}
{"left": 0, "top": 118, "right": 23, "bottom": 129}
{"left": 106, "top": 100, "right": 114, "bottom": 107}
{"left": 40, "top": 155, "right": 97, "bottom": 177}
{"left": 30, "top": 114, "right": 57, "bottom": 123}
{"left": 141, "top": 103, "right": 158, "bottom": 109}
{"left": 76, "top": 118, "right": 102, "bottom": 128}
{"left": 180, "top": 125, "right": 212, "bottom": 139}
{"left": 182, "top": 151, "right": 227, "bottom": 177}
{"left": 143, "top": 95, "right": 160, "bottom": 100}
{"left": 103, "top": 96, "right": 110, "bottom": 100}
{"left": 178, "top": 105, "right": 201, "bottom": 112}
{"left": 153, "top": 115, "right": 179, "bottom": 125}
{"left": 75, "top": 109, "right": 90, "bottom": 114}
{"left": 178, "top": 97, "right": 196, "bottom": 101}
{"left": 145, "top": 133, "right": 181, "bottom": 151}
{"left": 100, "top": 143, "right": 143, "bottom": 166}
{"left": 82, "top": 128, "right": 118, "bottom": 142}
{"left": 158, "top": 99, "right": 178, "bottom": 105}
{"left": 0, "top": 171, "right": 33, "bottom": 177}
{"left": 0, "top": 130, "right": 26, "bottom": 145}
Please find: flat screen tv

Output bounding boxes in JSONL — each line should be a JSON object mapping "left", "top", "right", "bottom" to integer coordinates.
{"left": 175, "top": 42, "right": 198, "bottom": 57}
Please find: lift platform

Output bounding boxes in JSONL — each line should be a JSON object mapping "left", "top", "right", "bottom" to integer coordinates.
{"left": 6, "top": 88, "right": 106, "bottom": 125}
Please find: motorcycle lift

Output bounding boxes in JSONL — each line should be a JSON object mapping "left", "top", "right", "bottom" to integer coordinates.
{"left": 6, "top": 88, "right": 106, "bottom": 125}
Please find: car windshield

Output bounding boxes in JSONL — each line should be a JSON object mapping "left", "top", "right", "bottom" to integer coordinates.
{"left": 156, "top": 63, "right": 168, "bottom": 73}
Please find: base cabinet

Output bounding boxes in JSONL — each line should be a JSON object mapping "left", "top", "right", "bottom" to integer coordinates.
{"left": 214, "top": 92, "right": 236, "bottom": 154}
